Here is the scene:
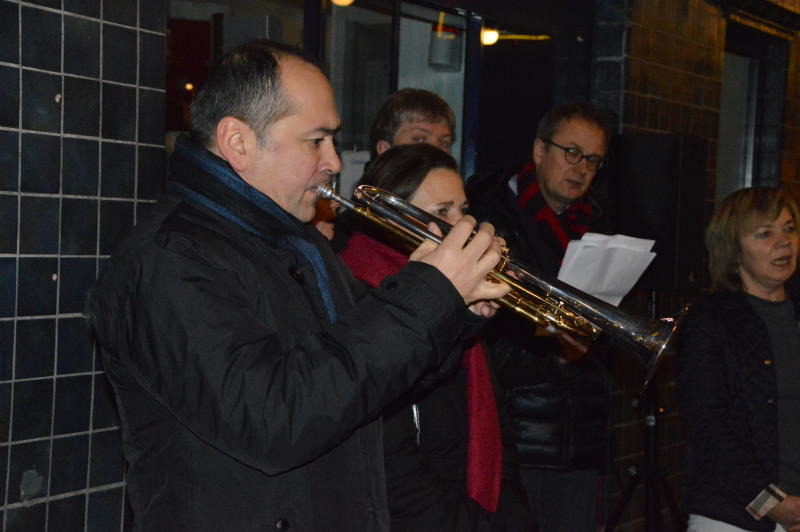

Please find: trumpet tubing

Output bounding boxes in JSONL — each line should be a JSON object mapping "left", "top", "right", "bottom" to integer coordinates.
{"left": 318, "top": 183, "right": 688, "bottom": 390}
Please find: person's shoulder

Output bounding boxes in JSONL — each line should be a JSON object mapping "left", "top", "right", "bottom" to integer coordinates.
{"left": 685, "top": 291, "right": 746, "bottom": 327}
{"left": 465, "top": 165, "right": 518, "bottom": 196}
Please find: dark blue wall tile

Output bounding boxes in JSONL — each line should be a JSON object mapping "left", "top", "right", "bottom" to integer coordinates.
{"left": 21, "top": 6, "right": 62, "bottom": 72}
{"left": 99, "top": 200, "right": 132, "bottom": 255}
{"left": 64, "top": 0, "right": 100, "bottom": 18}
{"left": 0, "top": 66, "right": 19, "bottom": 128}
{"left": 61, "top": 198, "right": 98, "bottom": 255}
{"left": 63, "top": 138, "right": 99, "bottom": 196}
{"left": 12, "top": 379, "right": 53, "bottom": 441}
{"left": 93, "top": 372, "right": 119, "bottom": 428}
{"left": 102, "top": 84, "right": 136, "bottom": 141}
{"left": 0, "top": 382, "right": 10, "bottom": 442}
{"left": 103, "top": 0, "right": 136, "bottom": 27}
{"left": 59, "top": 258, "right": 96, "bottom": 314}
{"left": 0, "top": 259, "right": 16, "bottom": 318}
{"left": 101, "top": 142, "right": 135, "bottom": 198}
{"left": 15, "top": 318, "right": 55, "bottom": 379}
{"left": 17, "top": 257, "right": 58, "bottom": 316}
{"left": 139, "top": 33, "right": 165, "bottom": 89}
{"left": 8, "top": 439, "right": 50, "bottom": 503}
{"left": 0, "top": 445, "right": 7, "bottom": 503}
{"left": 21, "top": 134, "right": 60, "bottom": 194}
{"left": 19, "top": 196, "right": 59, "bottom": 254}
{"left": 22, "top": 70, "right": 62, "bottom": 133}
{"left": 89, "top": 429, "right": 123, "bottom": 486}
{"left": 7, "top": 502, "right": 46, "bottom": 531}
{"left": 64, "top": 76, "right": 100, "bottom": 137}
{"left": 0, "top": 130, "right": 19, "bottom": 191}
{"left": 50, "top": 435, "right": 89, "bottom": 494}
{"left": 88, "top": 487, "right": 122, "bottom": 532}
{"left": 0, "top": 322, "right": 12, "bottom": 380}
{"left": 137, "top": 146, "right": 165, "bottom": 200}
{"left": 0, "top": 195, "right": 18, "bottom": 253}
{"left": 54, "top": 375, "right": 91, "bottom": 434}
{"left": 28, "top": 0, "right": 60, "bottom": 8}
{"left": 65, "top": 15, "right": 100, "bottom": 78}
{"left": 57, "top": 317, "right": 94, "bottom": 375}
{"left": 103, "top": 25, "right": 137, "bottom": 85}
{"left": 138, "top": 89, "right": 165, "bottom": 145}
{"left": 140, "top": 0, "right": 166, "bottom": 32}
{"left": 48, "top": 494, "right": 86, "bottom": 531}
{"left": 0, "top": 2, "right": 19, "bottom": 64}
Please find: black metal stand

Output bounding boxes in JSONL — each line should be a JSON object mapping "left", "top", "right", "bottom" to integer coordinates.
{"left": 603, "top": 291, "right": 686, "bottom": 532}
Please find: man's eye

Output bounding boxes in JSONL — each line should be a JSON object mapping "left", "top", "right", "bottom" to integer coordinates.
{"left": 786, "top": 225, "right": 796, "bottom": 234}
{"left": 412, "top": 136, "right": 427, "bottom": 143}
{"left": 312, "top": 138, "right": 324, "bottom": 145}
{"left": 440, "top": 140, "right": 452, "bottom": 149}
{"left": 435, "top": 208, "right": 449, "bottom": 217}
{"left": 755, "top": 231, "right": 770, "bottom": 239}
{"left": 566, "top": 147, "right": 581, "bottom": 156}
{"left": 587, "top": 155, "right": 602, "bottom": 164}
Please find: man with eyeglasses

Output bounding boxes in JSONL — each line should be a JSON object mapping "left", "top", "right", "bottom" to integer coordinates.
{"left": 466, "top": 102, "right": 612, "bottom": 531}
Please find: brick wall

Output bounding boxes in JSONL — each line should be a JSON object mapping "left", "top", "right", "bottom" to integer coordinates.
{"left": 593, "top": 1, "right": 800, "bottom": 530}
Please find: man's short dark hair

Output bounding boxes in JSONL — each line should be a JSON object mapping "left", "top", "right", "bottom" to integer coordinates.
{"left": 189, "top": 40, "right": 320, "bottom": 148}
{"left": 535, "top": 102, "right": 612, "bottom": 150}
{"left": 369, "top": 88, "right": 456, "bottom": 158}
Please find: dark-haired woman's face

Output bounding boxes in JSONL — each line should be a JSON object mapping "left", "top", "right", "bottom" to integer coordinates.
{"left": 409, "top": 168, "right": 468, "bottom": 226}
{"left": 738, "top": 207, "right": 799, "bottom": 301}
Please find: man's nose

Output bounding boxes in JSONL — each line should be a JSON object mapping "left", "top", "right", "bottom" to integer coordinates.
{"left": 322, "top": 140, "right": 342, "bottom": 175}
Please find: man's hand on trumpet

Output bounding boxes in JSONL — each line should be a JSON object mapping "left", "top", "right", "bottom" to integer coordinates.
{"left": 410, "top": 217, "right": 510, "bottom": 315}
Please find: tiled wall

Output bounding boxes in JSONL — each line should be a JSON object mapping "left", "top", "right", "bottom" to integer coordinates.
{"left": 0, "top": 0, "right": 165, "bottom": 530}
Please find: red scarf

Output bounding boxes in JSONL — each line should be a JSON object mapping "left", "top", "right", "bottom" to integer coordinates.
{"left": 516, "top": 161, "right": 592, "bottom": 253}
{"left": 339, "top": 232, "right": 502, "bottom": 512}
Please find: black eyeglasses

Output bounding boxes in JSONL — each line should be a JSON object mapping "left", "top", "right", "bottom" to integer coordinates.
{"left": 543, "top": 139, "right": 605, "bottom": 171}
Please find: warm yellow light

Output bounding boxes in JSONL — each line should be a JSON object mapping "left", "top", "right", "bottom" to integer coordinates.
{"left": 498, "top": 34, "right": 551, "bottom": 41}
{"left": 331, "top": 0, "right": 354, "bottom": 6}
{"left": 481, "top": 28, "right": 499, "bottom": 46}
{"left": 184, "top": 82, "right": 194, "bottom": 91}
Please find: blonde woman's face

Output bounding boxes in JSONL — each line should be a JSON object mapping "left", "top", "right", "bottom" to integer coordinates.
{"left": 409, "top": 168, "right": 468, "bottom": 226}
{"left": 738, "top": 207, "right": 799, "bottom": 300}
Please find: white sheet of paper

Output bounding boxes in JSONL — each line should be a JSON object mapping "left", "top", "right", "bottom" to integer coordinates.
{"left": 558, "top": 233, "right": 656, "bottom": 306}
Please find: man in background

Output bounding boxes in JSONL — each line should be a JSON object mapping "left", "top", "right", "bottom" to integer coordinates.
{"left": 467, "top": 102, "right": 613, "bottom": 531}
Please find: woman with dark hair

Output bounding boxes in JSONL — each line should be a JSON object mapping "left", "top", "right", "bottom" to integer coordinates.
{"left": 338, "top": 143, "right": 530, "bottom": 531}
{"left": 677, "top": 187, "right": 800, "bottom": 532}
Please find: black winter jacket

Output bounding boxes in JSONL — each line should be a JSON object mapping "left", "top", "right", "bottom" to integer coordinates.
{"left": 677, "top": 292, "right": 794, "bottom": 531}
{"left": 87, "top": 139, "right": 478, "bottom": 532}
{"left": 466, "top": 167, "right": 611, "bottom": 471}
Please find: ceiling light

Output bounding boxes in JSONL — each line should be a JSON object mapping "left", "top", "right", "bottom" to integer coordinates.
{"left": 481, "top": 28, "right": 499, "bottom": 46}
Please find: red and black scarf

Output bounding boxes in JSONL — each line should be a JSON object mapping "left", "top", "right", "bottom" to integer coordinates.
{"left": 516, "top": 161, "right": 592, "bottom": 255}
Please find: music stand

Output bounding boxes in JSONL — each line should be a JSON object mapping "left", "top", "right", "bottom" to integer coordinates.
{"left": 603, "top": 290, "right": 687, "bottom": 532}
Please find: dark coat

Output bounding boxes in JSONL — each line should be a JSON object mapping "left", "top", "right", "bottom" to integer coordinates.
{"left": 87, "top": 140, "right": 477, "bottom": 532}
{"left": 465, "top": 167, "right": 611, "bottom": 471}
{"left": 677, "top": 291, "right": 792, "bottom": 531}
{"left": 340, "top": 232, "right": 532, "bottom": 531}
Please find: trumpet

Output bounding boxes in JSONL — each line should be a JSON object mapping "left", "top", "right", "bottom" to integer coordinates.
{"left": 319, "top": 183, "right": 687, "bottom": 389}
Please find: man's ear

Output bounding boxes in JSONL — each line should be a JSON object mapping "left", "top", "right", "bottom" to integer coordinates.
{"left": 532, "top": 138, "right": 545, "bottom": 166}
{"left": 214, "top": 117, "right": 254, "bottom": 173}
{"left": 375, "top": 140, "right": 391, "bottom": 156}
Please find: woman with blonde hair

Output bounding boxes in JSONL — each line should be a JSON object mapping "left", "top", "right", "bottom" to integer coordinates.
{"left": 678, "top": 187, "right": 800, "bottom": 531}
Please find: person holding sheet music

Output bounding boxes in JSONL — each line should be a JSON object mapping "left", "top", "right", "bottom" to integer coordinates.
{"left": 466, "top": 102, "right": 613, "bottom": 531}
